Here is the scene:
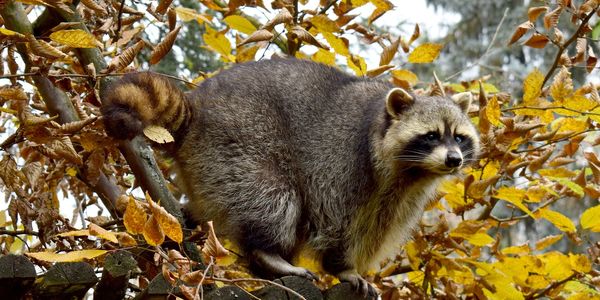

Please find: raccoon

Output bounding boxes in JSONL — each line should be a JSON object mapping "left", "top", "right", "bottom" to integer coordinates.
{"left": 102, "top": 58, "right": 479, "bottom": 298}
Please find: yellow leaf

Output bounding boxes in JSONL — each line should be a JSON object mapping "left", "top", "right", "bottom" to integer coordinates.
{"left": 552, "top": 177, "right": 584, "bottom": 197}
{"left": 542, "top": 252, "right": 573, "bottom": 281}
{"left": 49, "top": 29, "right": 98, "bottom": 49}
{"left": 0, "top": 27, "right": 25, "bottom": 38}
{"left": 143, "top": 215, "right": 165, "bottom": 246}
{"left": 537, "top": 207, "right": 576, "bottom": 232}
{"left": 525, "top": 186, "right": 546, "bottom": 203}
{"left": 26, "top": 249, "right": 107, "bottom": 262}
{"left": 346, "top": 55, "right": 367, "bottom": 76}
{"left": 236, "top": 45, "right": 259, "bottom": 63}
{"left": 310, "top": 15, "right": 339, "bottom": 32}
{"left": 391, "top": 69, "right": 419, "bottom": 85}
{"left": 485, "top": 96, "right": 502, "bottom": 127}
{"left": 468, "top": 82, "right": 499, "bottom": 93}
{"left": 550, "top": 66, "right": 573, "bottom": 102}
{"left": 322, "top": 32, "right": 349, "bottom": 56}
{"left": 143, "top": 125, "right": 174, "bottom": 144}
{"left": 174, "top": 7, "right": 212, "bottom": 23}
{"left": 311, "top": 49, "right": 336, "bottom": 66}
{"left": 535, "top": 234, "right": 563, "bottom": 250}
{"left": 408, "top": 43, "right": 443, "bottom": 64}
{"left": 569, "top": 254, "right": 591, "bottom": 273}
{"left": 203, "top": 26, "right": 234, "bottom": 62}
{"left": 562, "top": 95, "right": 597, "bottom": 113}
{"left": 407, "top": 270, "right": 425, "bottom": 286}
{"left": 223, "top": 15, "right": 257, "bottom": 35}
{"left": 88, "top": 223, "right": 118, "bottom": 243}
{"left": 404, "top": 240, "right": 422, "bottom": 270}
{"left": 465, "top": 232, "right": 495, "bottom": 246}
{"left": 440, "top": 179, "right": 466, "bottom": 211}
{"left": 495, "top": 187, "right": 535, "bottom": 218}
{"left": 147, "top": 193, "right": 183, "bottom": 243}
{"left": 123, "top": 196, "right": 147, "bottom": 235}
{"left": 501, "top": 244, "right": 530, "bottom": 255}
{"left": 580, "top": 204, "right": 600, "bottom": 232}
{"left": 56, "top": 229, "right": 90, "bottom": 237}
{"left": 66, "top": 167, "right": 77, "bottom": 177}
{"left": 523, "top": 69, "right": 544, "bottom": 106}
{"left": 538, "top": 168, "right": 577, "bottom": 178}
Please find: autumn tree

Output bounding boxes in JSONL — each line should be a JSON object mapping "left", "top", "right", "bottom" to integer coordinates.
{"left": 0, "top": 0, "right": 599, "bottom": 299}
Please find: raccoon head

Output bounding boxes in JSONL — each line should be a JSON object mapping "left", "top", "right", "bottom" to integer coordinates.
{"left": 381, "top": 87, "right": 480, "bottom": 175}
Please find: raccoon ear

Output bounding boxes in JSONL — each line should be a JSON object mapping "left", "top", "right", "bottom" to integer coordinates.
{"left": 451, "top": 92, "right": 473, "bottom": 113}
{"left": 386, "top": 88, "right": 414, "bottom": 118}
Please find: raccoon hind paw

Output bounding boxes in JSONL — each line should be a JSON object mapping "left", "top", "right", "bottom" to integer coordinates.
{"left": 102, "top": 104, "right": 144, "bottom": 140}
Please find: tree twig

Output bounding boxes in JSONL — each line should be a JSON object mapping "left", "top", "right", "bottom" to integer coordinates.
{"left": 542, "top": 7, "right": 599, "bottom": 87}
{"left": 208, "top": 276, "right": 308, "bottom": 300}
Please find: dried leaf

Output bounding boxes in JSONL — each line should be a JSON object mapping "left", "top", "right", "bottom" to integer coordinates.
{"left": 89, "top": 223, "right": 118, "bottom": 243}
{"left": 544, "top": 6, "right": 562, "bottom": 30}
{"left": 238, "top": 29, "right": 273, "bottom": 47}
{"left": 587, "top": 46, "right": 597, "bottom": 72}
{"left": 528, "top": 6, "right": 549, "bottom": 22}
{"left": 289, "top": 26, "right": 329, "bottom": 50}
{"left": 379, "top": 37, "right": 400, "bottom": 66}
{"left": 408, "top": 24, "right": 420, "bottom": 45}
{"left": 123, "top": 196, "right": 147, "bottom": 234}
{"left": 26, "top": 249, "right": 107, "bottom": 262}
{"left": 115, "top": 232, "right": 138, "bottom": 247}
{"left": 49, "top": 29, "right": 99, "bottom": 49}
{"left": 59, "top": 116, "right": 97, "bottom": 134}
{"left": 523, "top": 33, "right": 549, "bottom": 49}
{"left": 149, "top": 26, "right": 181, "bottom": 65}
{"left": 107, "top": 40, "right": 145, "bottom": 72}
{"left": 49, "top": 136, "right": 83, "bottom": 165}
{"left": 408, "top": 43, "right": 443, "bottom": 64}
{"left": 143, "top": 125, "right": 175, "bottom": 143}
{"left": 27, "top": 34, "right": 67, "bottom": 60}
{"left": 155, "top": 0, "right": 173, "bottom": 15}
{"left": 84, "top": 149, "right": 104, "bottom": 185}
{"left": 202, "top": 221, "right": 230, "bottom": 258}
{"left": 80, "top": 0, "right": 107, "bottom": 16}
{"left": 366, "top": 64, "right": 393, "bottom": 77}
{"left": 508, "top": 21, "right": 533, "bottom": 45}
{"left": 147, "top": 192, "right": 183, "bottom": 243}
{"left": 262, "top": 9, "right": 293, "bottom": 31}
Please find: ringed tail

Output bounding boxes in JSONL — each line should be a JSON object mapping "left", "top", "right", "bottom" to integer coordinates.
{"left": 101, "top": 72, "right": 190, "bottom": 140}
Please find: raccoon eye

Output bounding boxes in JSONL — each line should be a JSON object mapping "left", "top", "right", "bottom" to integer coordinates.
{"left": 425, "top": 132, "right": 440, "bottom": 141}
{"left": 454, "top": 134, "right": 465, "bottom": 143}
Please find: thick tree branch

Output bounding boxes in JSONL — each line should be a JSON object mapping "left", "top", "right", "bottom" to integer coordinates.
{"left": 0, "top": 0, "right": 122, "bottom": 218}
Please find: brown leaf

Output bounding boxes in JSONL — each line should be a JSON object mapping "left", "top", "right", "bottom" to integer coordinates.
{"left": 524, "top": 33, "right": 550, "bottom": 48}
{"left": 123, "top": 196, "right": 148, "bottom": 234}
{"left": 147, "top": 192, "right": 183, "bottom": 243}
{"left": 379, "top": 37, "right": 400, "bottom": 66}
{"left": 27, "top": 34, "right": 67, "bottom": 60}
{"left": 21, "top": 161, "right": 42, "bottom": 188}
{"left": 587, "top": 46, "right": 597, "bottom": 73}
{"left": 549, "top": 157, "right": 576, "bottom": 167}
{"left": 289, "top": 26, "right": 329, "bottom": 50}
{"left": 80, "top": 0, "right": 107, "bottom": 17}
{"left": 202, "top": 221, "right": 230, "bottom": 258}
{"left": 143, "top": 215, "right": 165, "bottom": 246}
{"left": 467, "top": 175, "right": 501, "bottom": 199}
{"left": 553, "top": 28, "right": 564, "bottom": 44}
{"left": 155, "top": 0, "right": 173, "bottom": 15}
{"left": 528, "top": 6, "right": 549, "bottom": 22}
{"left": 366, "top": 64, "right": 394, "bottom": 77}
{"left": 150, "top": 26, "right": 181, "bottom": 65}
{"left": 84, "top": 149, "right": 104, "bottom": 185}
{"left": 528, "top": 146, "right": 555, "bottom": 172}
{"left": 115, "top": 232, "right": 137, "bottom": 247}
{"left": 59, "top": 116, "right": 97, "bottom": 134}
{"left": 89, "top": 223, "right": 118, "bottom": 243}
{"left": 508, "top": 21, "right": 533, "bottom": 45}
{"left": 167, "top": 8, "right": 177, "bottom": 31}
{"left": 49, "top": 136, "right": 83, "bottom": 165}
{"left": 106, "top": 40, "right": 145, "bottom": 72}
{"left": 572, "top": 38, "right": 587, "bottom": 64}
{"left": 0, "top": 155, "right": 27, "bottom": 194}
{"left": 544, "top": 6, "right": 562, "bottom": 30}
{"left": 262, "top": 9, "right": 293, "bottom": 31}
{"left": 238, "top": 29, "right": 273, "bottom": 47}
{"left": 408, "top": 23, "right": 420, "bottom": 45}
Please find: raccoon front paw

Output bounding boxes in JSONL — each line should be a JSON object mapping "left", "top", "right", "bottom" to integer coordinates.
{"left": 337, "top": 269, "right": 378, "bottom": 299}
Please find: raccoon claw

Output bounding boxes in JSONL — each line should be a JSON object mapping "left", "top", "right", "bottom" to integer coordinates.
{"left": 337, "top": 270, "right": 378, "bottom": 299}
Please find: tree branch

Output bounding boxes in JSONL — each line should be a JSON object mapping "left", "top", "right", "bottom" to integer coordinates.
{"left": 542, "top": 7, "right": 599, "bottom": 87}
{"left": 0, "top": 0, "right": 122, "bottom": 218}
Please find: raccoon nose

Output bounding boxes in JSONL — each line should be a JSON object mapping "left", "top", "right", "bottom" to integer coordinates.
{"left": 445, "top": 151, "right": 462, "bottom": 168}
